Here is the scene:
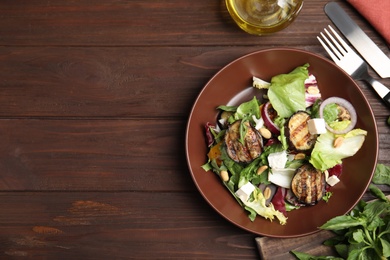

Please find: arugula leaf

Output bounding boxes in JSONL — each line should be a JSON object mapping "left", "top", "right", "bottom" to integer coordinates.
{"left": 217, "top": 105, "right": 237, "bottom": 112}
{"left": 275, "top": 117, "right": 289, "bottom": 150}
{"left": 233, "top": 96, "right": 260, "bottom": 121}
{"left": 220, "top": 146, "right": 243, "bottom": 191}
{"left": 322, "top": 191, "right": 333, "bottom": 203}
{"left": 201, "top": 162, "right": 212, "bottom": 171}
{"left": 237, "top": 157, "right": 263, "bottom": 188}
{"left": 309, "top": 98, "right": 321, "bottom": 118}
{"left": 224, "top": 96, "right": 261, "bottom": 144}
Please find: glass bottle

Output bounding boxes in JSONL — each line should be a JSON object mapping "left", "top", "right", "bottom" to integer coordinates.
{"left": 225, "top": 0, "right": 304, "bottom": 35}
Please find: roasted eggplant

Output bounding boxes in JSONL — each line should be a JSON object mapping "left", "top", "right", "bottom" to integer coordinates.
{"left": 291, "top": 164, "right": 325, "bottom": 205}
{"left": 286, "top": 111, "right": 317, "bottom": 151}
{"left": 224, "top": 120, "right": 263, "bottom": 163}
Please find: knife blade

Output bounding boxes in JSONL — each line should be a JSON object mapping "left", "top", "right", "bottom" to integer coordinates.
{"left": 324, "top": 2, "right": 390, "bottom": 78}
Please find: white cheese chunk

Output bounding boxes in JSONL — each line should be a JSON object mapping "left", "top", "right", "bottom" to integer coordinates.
{"left": 326, "top": 175, "right": 340, "bottom": 186}
{"left": 308, "top": 118, "right": 327, "bottom": 135}
{"left": 235, "top": 182, "right": 256, "bottom": 202}
{"left": 267, "top": 151, "right": 288, "bottom": 169}
{"left": 252, "top": 115, "right": 264, "bottom": 130}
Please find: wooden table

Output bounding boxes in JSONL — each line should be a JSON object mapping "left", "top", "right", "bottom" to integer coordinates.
{"left": 0, "top": 1, "right": 389, "bottom": 259}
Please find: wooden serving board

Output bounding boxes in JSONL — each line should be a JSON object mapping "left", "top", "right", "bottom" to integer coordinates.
{"left": 256, "top": 230, "right": 337, "bottom": 259}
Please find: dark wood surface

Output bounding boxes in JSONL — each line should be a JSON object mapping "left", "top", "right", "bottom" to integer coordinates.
{"left": 0, "top": 0, "right": 389, "bottom": 259}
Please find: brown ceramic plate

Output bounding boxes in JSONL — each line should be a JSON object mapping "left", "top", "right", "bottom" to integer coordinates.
{"left": 185, "top": 48, "right": 378, "bottom": 238}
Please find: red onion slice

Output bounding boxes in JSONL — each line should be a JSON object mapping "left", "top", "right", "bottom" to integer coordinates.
{"left": 304, "top": 74, "right": 318, "bottom": 87}
{"left": 305, "top": 93, "right": 321, "bottom": 107}
{"left": 261, "top": 102, "right": 280, "bottom": 135}
{"left": 319, "top": 97, "right": 357, "bottom": 134}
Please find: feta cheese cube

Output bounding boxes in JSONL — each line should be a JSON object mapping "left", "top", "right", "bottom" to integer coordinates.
{"left": 267, "top": 151, "right": 288, "bottom": 169}
{"left": 308, "top": 118, "right": 327, "bottom": 135}
{"left": 235, "top": 182, "right": 255, "bottom": 202}
{"left": 326, "top": 175, "right": 340, "bottom": 186}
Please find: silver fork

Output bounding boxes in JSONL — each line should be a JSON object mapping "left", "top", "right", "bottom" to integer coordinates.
{"left": 317, "top": 25, "right": 390, "bottom": 108}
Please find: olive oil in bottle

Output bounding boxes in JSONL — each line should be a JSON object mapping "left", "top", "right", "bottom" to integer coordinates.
{"left": 225, "top": 0, "right": 304, "bottom": 35}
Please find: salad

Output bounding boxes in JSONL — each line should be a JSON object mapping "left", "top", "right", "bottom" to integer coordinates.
{"left": 202, "top": 64, "right": 367, "bottom": 225}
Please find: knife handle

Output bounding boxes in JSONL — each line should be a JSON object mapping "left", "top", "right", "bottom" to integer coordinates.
{"left": 383, "top": 92, "right": 390, "bottom": 109}
{"left": 365, "top": 77, "right": 390, "bottom": 109}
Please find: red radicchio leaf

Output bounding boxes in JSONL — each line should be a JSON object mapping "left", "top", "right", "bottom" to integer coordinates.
{"left": 328, "top": 164, "right": 342, "bottom": 178}
{"left": 271, "top": 187, "right": 287, "bottom": 217}
{"left": 205, "top": 122, "right": 215, "bottom": 147}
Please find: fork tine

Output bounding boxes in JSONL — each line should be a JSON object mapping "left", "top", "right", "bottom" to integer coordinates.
{"left": 327, "top": 25, "right": 353, "bottom": 53}
{"left": 317, "top": 35, "right": 339, "bottom": 63}
{"left": 318, "top": 30, "right": 343, "bottom": 61}
{"left": 323, "top": 28, "right": 346, "bottom": 58}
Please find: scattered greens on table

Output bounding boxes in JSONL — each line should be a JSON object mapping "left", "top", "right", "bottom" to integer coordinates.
{"left": 291, "top": 163, "right": 390, "bottom": 260}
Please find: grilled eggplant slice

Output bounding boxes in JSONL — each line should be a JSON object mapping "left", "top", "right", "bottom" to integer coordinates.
{"left": 286, "top": 111, "right": 317, "bottom": 151}
{"left": 224, "top": 120, "right": 263, "bottom": 163}
{"left": 291, "top": 164, "right": 325, "bottom": 205}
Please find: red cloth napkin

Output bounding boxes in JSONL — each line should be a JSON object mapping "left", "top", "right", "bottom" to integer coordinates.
{"left": 347, "top": 0, "right": 390, "bottom": 45}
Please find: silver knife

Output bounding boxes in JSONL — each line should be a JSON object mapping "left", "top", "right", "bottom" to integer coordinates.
{"left": 324, "top": 2, "right": 390, "bottom": 78}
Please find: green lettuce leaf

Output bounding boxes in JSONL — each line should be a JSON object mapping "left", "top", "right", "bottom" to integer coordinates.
{"left": 268, "top": 64, "right": 309, "bottom": 118}
{"left": 240, "top": 186, "right": 287, "bottom": 225}
{"left": 309, "top": 130, "right": 366, "bottom": 171}
{"left": 322, "top": 103, "right": 339, "bottom": 124}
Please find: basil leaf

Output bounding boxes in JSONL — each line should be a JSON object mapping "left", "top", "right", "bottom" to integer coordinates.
{"left": 351, "top": 229, "right": 365, "bottom": 243}
{"left": 334, "top": 244, "right": 348, "bottom": 259}
{"left": 380, "top": 237, "right": 390, "bottom": 258}
{"left": 372, "top": 164, "right": 390, "bottom": 185}
{"left": 290, "top": 251, "right": 342, "bottom": 260}
{"left": 348, "top": 248, "right": 366, "bottom": 260}
{"left": 320, "top": 215, "right": 366, "bottom": 230}
{"left": 323, "top": 236, "right": 344, "bottom": 246}
{"left": 350, "top": 200, "right": 367, "bottom": 217}
{"left": 367, "top": 215, "right": 385, "bottom": 232}
{"left": 363, "top": 200, "right": 389, "bottom": 230}
{"left": 369, "top": 184, "right": 389, "bottom": 202}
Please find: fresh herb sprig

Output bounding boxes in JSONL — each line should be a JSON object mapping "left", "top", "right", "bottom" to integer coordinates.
{"left": 291, "top": 163, "right": 390, "bottom": 260}
{"left": 373, "top": 163, "right": 390, "bottom": 185}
